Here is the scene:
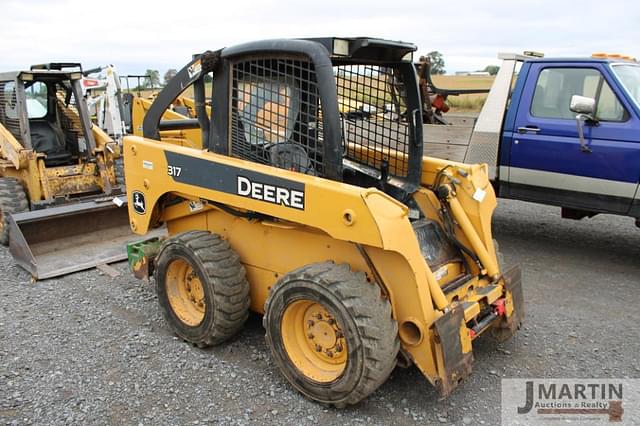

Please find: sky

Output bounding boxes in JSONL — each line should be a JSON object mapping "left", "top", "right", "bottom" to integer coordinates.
{"left": 0, "top": 0, "right": 638, "bottom": 77}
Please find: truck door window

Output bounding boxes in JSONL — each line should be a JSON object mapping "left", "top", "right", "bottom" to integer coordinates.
{"left": 531, "top": 68, "right": 627, "bottom": 122}
{"left": 611, "top": 64, "right": 640, "bottom": 108}
{"left": 595, "top": 81, "right": 626, "bottom": 121}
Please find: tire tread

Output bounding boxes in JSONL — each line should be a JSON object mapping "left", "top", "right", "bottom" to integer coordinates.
{"left": 156, "top": 230, "right": 250, "bottom": 347}
{"left": 0, "top": 177, "right": 29, "bottom": 246}
{"left": 264, "top": 261, "right": 399, "bottom": 406}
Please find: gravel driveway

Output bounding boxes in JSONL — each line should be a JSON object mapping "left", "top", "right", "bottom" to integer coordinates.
{"left": 1, "top": 199, "right": 639, "bottom": 425}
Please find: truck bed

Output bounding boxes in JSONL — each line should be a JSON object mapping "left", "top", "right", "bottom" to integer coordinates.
{"left": 423, "top": 113, "right": 477, "bottom": 162}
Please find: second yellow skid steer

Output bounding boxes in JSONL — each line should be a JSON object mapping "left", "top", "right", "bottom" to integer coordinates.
{"left": 124, "top": 38, "right": 524, "bottom": 406}
{"left": 0, "top": 64, "right": 148, "bottom": 279}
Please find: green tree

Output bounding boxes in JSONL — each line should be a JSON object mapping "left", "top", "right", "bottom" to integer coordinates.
{"left": 145, "top": 69, "right": 161, "bottom": 88}
{"left": 163, "top": 68, "right": 177, "bottom": 84}
{"left": 483, "top": 65, "right": 500, "bottom": 76}
{"left": 427, "top": 51, "right": 446, "bottom": 75}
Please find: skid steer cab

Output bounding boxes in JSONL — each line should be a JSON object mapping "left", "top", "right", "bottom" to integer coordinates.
{"left": 124, "top": 37, "right": 524, "bottom": 406}
{"left": 0, "top": 65, "right": 139, "bottom": 279}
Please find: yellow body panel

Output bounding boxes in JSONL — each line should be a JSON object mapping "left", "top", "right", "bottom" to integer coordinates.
{"left": 172, "top": 96, "right": 212, "bottom": 118}
{"left": 0, "top": 124, "right": 29, "bottom": 170}
{"left": 421, "top": 157, "right": 500, "bottom": 277}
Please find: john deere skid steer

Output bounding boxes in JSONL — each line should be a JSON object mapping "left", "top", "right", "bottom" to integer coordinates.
{"left": 124, "top": 38, "right": 524, "bottom": 406}
{"left": 0, "top": 64, "right": 139, "bottom": 279}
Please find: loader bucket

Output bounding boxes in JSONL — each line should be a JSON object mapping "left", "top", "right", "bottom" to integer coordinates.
{"left": 7, "top": 199, "right": 159, "bottom": 280}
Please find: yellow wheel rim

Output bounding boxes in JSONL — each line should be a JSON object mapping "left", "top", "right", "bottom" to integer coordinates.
{"left": 165, "top": 258, "right": 206, "bottom": 326}
{"left": 281, "top": 300, "right": 348, "bottom": 383}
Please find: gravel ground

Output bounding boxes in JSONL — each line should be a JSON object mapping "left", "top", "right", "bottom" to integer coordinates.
{"left": 1, "top": 198, "right": 639, "bottom": 425}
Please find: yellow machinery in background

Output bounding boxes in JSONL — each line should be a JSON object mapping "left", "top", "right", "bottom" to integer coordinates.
{"left": 0, "top": 64, "right": 134, "bottom": 279}
{"left": 124, "top": 38, "right": 524, "bottom": 406}
{"left": 129, "top": 94, "right": 209, "bottom": 149}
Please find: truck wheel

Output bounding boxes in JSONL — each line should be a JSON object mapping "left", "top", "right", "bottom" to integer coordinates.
{"left": 155, "top": 231, "right": 250, "bottom": 346}
{"left": 0, "top": 177, "right": 29, "bottom": 246}
{"left": 264, "top": 262, "right": 399, "bottom": 407}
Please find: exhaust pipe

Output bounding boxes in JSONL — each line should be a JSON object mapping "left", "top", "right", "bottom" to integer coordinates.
{"left": 7, "top": 199, "right": 162, "bottom": 280}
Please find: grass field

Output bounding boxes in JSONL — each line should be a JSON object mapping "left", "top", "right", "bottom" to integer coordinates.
{"left": 431, "top": 75, "right": 495, "bottom": 112}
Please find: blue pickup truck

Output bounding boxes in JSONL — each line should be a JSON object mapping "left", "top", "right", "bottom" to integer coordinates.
{"left": 425, "top": 53, "right": 640, "bottom": 226}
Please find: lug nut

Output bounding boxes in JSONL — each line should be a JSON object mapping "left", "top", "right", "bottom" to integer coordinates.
{"left": 307, "top": 333, "right": 314, "bottom": 339}
{"left": 335, "top": 343, "right": 343, "bottom": 352}
{"left": 316, "top": 313, "right": 323, "bottom": 320}
{"left": 327, "top": 318, "right": 336, "bottom": 325}
{"left": 325, "top": 350, "right": 333, "bottom": 357}
{"left": 307, "top": 320, "right": 315, "bottom": 327}
{"left": 315, "top": 344, "right": 322, "bottom": 352}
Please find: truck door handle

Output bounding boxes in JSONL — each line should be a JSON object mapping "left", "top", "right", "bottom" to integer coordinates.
{"left": 517, "top": 126, "right": 540, "bottom": 134}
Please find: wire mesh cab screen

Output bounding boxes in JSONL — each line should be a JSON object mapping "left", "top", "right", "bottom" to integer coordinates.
{"left": 228, "top": 55, "right": 413, "bottom": 182}
{"left": 230, "top": 57, "right": 323, "bottom": 176}
{"left": 336, "top": 64, "right": 410, "bottom": 178}
{"left": 0, "top": 80, "right": 23, "bottom": 144}
{"left": 54, "top": 84, "right": 87, "bottom": 150}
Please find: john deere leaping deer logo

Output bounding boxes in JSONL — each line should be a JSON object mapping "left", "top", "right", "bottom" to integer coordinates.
{"left": 132, "top": 191, "right": 146, "bottom": 215}
{"left": 187, "top": 59, "right": 202, "bottom": 79}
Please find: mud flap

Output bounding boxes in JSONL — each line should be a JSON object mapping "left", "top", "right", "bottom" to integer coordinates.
{"left": 8, "top": 199, "right": 165, "bottom": 280}
{"left": 492, "top": 265, "right": 524, "bottom": 342}
{"left": 433, "top": 305, "right": 474, "bottom": 397}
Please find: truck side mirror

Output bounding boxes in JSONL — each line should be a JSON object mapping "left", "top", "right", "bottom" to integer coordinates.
{"left": 569, "top": 95, "right": 595, "bottom": 115}
{"left": 570, "top": 95, "right": 596, "bottom": 153}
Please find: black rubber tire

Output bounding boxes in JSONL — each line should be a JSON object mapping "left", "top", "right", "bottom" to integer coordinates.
{"left": 493, "top": 238, "right": 505, "bottom": 272}
{"left": 155, "top": 230, "right": 250, "bottom": 346}
{"left": 114, "top": 157, "right": 125, "bottom": 185}
{"left": 0, "top": 177, "right": 29, "bottom": 246}
{"left": 491, "top": 238, "right": 515, "bottom": 342}
{"left": 264, "top": 262, "right": 399, "bottom": 407}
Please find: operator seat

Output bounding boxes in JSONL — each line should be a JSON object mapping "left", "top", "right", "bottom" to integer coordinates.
{"left": 29, "top": 120, "right": 73, "bottom": 166}
{"left": 269, "top": 142, "right": 316, "bottom": 175}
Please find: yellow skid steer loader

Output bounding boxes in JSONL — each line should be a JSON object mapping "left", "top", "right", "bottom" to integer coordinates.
{"left": 0, "top": 64, "right": 143, "bottom": 279}
{"left": 123, "top": 38, "right": 524, "bottom": 406}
